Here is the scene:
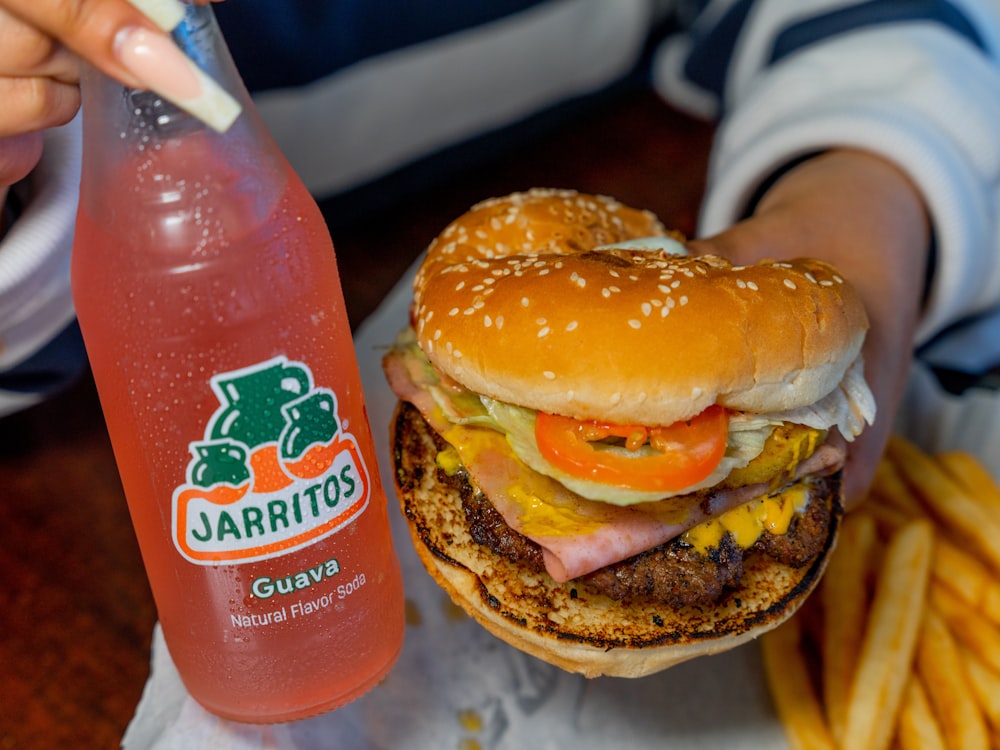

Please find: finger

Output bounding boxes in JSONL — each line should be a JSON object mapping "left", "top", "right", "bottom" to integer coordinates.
{"left": 0, "top": 7, "right": 80, "bottom": 82}
{"left": 0, "top": 132, "right": 44, "bottom": 187}
{"left": 0, "top": 0, "right": 179, "bottom": 88}
{"left": 0, "top": 77, "right": 81, "bottom": 137}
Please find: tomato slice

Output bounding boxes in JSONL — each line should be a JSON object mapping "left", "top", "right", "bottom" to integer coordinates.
{"left": 534, "top": 405, "right": 728, "bottom": 493}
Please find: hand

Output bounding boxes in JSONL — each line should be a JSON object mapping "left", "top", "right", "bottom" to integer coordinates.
{"left": 688, "top": 149, "right": 931, "bottom": 509}
{"left": 0, "top": 0, "right": 215, "bottom": 194}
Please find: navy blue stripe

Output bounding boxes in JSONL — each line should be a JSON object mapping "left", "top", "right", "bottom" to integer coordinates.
{"left": 681, "top": 0, "right": 754, "bottom": 102}
{"left": 213, "top": 0, "right": 551, "bottom": 93}
{"left": 0, "top": 321, "right": 86, "bottom": 395}
{"left": 770, "top": 0, "right": 986, "bottom": 64}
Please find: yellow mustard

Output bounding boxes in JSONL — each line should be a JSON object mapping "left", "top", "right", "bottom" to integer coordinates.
{"left": 440, "top": 423, "right": 606, "bottom": 537}
{"left": 681, "top": 484, "right": 810, "bottom": 554}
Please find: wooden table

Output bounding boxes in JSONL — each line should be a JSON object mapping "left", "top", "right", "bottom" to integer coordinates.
{"left": 0, "top": 89, "right": 712, "bottom": 749}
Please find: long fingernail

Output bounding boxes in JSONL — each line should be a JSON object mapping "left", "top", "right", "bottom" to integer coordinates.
{"left": 115, "top": 27, "right": 242, "bottom": 132}
{"left": 126, "top": 0, "right": 187, "bottom": 31}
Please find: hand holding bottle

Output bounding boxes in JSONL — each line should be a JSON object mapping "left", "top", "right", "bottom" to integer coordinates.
{"left": 0, "top": 0, "right": 230, "bottom": 191}
{"left": 71, "top": 2, "right": 404, "bottom": 723}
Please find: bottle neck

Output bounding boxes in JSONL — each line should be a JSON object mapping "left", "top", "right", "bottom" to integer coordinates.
{"left": 77, "top": 3, "right": 286, "bottom": 230}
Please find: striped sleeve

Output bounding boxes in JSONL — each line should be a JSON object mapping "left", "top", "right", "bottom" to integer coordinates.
{"left": 0, "top": 116, "right": 83, "bottom": 418}
{"left": 653, "top": 0, "right": 1000, "bottom": 345}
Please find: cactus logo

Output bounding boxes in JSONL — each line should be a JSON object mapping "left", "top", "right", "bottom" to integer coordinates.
{"left": 172, "top": 356, "right": 371, "bottom": 565}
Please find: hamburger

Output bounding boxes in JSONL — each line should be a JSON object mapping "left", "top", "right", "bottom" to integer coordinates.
{"left": 383, "top": 189, "right": 874, "bottom": 678}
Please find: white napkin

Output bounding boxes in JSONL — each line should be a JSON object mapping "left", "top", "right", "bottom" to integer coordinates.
{"left": 123, "top": 259, "right": 1000, "bottom": 749}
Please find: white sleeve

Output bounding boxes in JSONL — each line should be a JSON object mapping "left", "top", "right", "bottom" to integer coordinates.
{"left": 653, "top": 0, "right": 1000, "bottom": 346}
{"left": 0, "top": 114, "right": 82, "bottom": 417}
{"left": 252, "top": 0, "right": 654, "bottom": 199}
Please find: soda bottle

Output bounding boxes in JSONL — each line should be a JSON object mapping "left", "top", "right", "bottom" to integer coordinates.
{"left": 70, "top": 3, "right": 404, "bottom": 723}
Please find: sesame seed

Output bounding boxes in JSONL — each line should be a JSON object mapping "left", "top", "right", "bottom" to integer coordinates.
{"left": 784, "top": 279, "right": 797, "bottom": 290}
{"left": 679, "top": 296, "right": 688, "bottom": 305}
{"left": 448, "top": 307, "right": 459, "bottom": 317}
{"left": 565, "top": 321, "right": 578, "bottom": 331}
{"left": 641, "top": 302, "right": 652, "bottom": 316}
{"left": 496, "top": 315, "right": 504, "bottom": 329}
{"left": 521, "top": 297, "right": 530, "bottom": 307}
{"left": 536, "top": 317, "right": 547, "bottom": 325}
{"left": 805, "top": 272, "right": 817, "bottom": 284}
{"left": 484, "top": 315, "right": 492, "bottom": 328}
{"left": 538, "top": 327, "right": 550, "bottom": 338}
{"left": 434, "top": 329, "right": 442, "bottom": 340}
{"left": 820, "top": 280, "right": 834, "bottom": 287}
{"left": 455, "top": 281, "right": 466, "bottom": 291}
{"left": 747, "top": 282, "right": 759, "bottom": 291}
{"left": 628, "top": 319, "right": 642, "bottom": 329}
{"left": 543, "top": 371, "right": 556, "bottom": 380}
{"left": 737, "top": 279, "right": 747, "bottom": 289}
{"left": 833, "top": 274, "right": 844, "bottom": 284}
{"left": 602, "top": 288, "right": 611, "bottom": 299}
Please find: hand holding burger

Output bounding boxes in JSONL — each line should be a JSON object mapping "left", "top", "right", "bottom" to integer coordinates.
{"left": 383, "top": 162, "right": 926, "bottom": 678}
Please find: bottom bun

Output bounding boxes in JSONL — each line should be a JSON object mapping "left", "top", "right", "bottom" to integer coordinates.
{"left": 391, "top": 402, "right": 842, "bottom": 678}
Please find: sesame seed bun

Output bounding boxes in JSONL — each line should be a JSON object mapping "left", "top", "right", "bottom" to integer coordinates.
{"left": 411, "top": 188, "right": 868, "bottom": 426}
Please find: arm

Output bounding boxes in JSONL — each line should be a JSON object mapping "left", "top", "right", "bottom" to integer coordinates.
{"left": 656, "top": 1, "right": 1000, "bottom": 505}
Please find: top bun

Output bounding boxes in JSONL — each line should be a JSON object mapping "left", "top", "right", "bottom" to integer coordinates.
{"left": 412, "top": 189, "right": 868, "bottom": 426}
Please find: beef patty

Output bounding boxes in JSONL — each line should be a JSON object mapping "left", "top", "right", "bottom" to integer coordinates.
{"left": 420, "top": 405, "right": 833, "bottom": 609}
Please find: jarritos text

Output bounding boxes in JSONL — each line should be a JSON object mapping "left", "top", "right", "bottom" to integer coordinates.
{"left": 172, "top": 356, "right": 371, "bottom": 565}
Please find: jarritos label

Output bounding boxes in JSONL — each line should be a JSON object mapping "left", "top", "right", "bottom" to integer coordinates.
{"left": 172, "top": 356, "right": 371, "bottom": 565}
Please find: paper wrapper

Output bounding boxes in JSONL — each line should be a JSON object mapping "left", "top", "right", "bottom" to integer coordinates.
{"left": 122, "top": 259, "right": 1000, "bottom": 750}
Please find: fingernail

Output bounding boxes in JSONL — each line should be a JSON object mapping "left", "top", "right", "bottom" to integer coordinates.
{"left": 115, "top": 27, "right": 242, "bottom": 132}
{"left": 126, "top": 0, "right": 187, "bottom": 31}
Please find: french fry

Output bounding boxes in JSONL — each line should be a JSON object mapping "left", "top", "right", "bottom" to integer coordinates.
{"left": 886, "top": 435, "right": 1000, "bottom": 574}
{"left": 895, "top": 676, "right": 946, "bottom": 750}
{"left": 960, "top": 646, "right": 1000, "bottom": 733}
{"left": 870, "top": 459, "right": 922, "bottom": 517}
{"left": 820, "top": 512, "right": 876, "bottom": 744}
{"left": 915, "top": 609, "right": 990, "bottom": 750}
{"left": 842, "top": 519, "right": 933, "bottom": 750}
{"left": 857, "top": 503, "right": 908, "bottom": 538}
{"left": 932, "top": 537, "right": 1000, "bottom": 628}
{"left": 760, "top": 616, "right": 836, "bottom": 750}
{"left": 930, "top": 583, "right": 1000, "bottom": 674}
{"left": 937, "top": 451, "right": 1000, "bottom": 516}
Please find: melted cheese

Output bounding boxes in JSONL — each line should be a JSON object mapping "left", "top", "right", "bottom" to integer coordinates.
{"left": 437, "top": 421, "right": 813, "bottom": 548}
{"left": 440, "top": 424, "right": 606, "bottom": 537}
{"left": 681, "top": 484, "right": 811, "bottom": 553}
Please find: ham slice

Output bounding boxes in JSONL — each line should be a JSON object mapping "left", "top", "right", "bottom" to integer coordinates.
{"left": 384, "top": 348, "right": 846, "bottom": 582}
